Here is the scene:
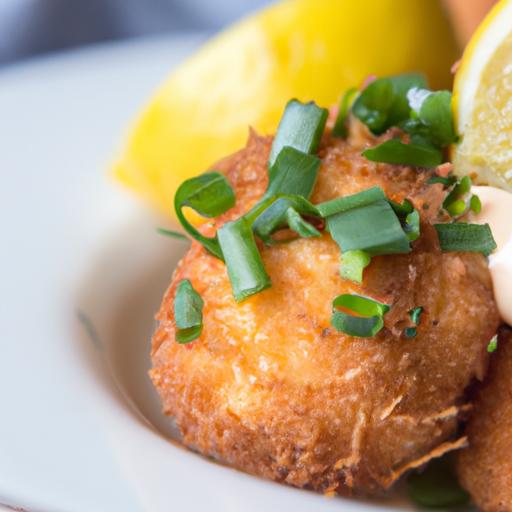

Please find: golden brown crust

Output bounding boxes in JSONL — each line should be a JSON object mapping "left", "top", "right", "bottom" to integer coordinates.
{"left": 150, "top": 121, "right": 500, "bottom": 495}
{"left": 457, "top": 330, "right": 512, "bottom": 512}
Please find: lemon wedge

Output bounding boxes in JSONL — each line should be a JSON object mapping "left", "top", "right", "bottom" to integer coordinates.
{"left": 114, "top": 0, "right": 458, "bottom": 217}
{"left": 453, "top": 0, "right": 512, "bottom": 190}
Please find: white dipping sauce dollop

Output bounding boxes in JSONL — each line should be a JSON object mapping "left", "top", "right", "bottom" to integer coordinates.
{"left": 472, "top": 186, "right": 512, "bottom": 325}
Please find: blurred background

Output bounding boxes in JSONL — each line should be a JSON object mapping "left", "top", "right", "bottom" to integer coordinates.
{"left": 0, "top": 0, "right": 272, "bottom": 66}
{"left": 0, "top": 0, "right": 497, "bottom": 68}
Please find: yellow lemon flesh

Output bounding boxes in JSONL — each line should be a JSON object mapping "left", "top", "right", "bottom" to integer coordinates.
{"left": 453, "top": 0, "right": 512, "bottom": 190}
{"left": 114, "top": 0, "right": 458, "bottom": 217}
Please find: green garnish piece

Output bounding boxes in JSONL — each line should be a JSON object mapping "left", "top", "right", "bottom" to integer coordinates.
{"left": 266, "top": 146, "right": 321, "bottom": 200}
{"left": 174, "top": 172, "right": 235, "bottom": 259}
{"left": 174, "top": 279, "right": 204, "bottom": 344}
{"left": 340, "top": 250, "right": 371, "bottom": 284}
{"left": 443, "top": 175, "right": 472, "bottom": 217}
{"left": 269, "top": 99, "right": 328, "bottom": 167}
{"left": 487, "top": 334, "right": 498, "bottom": 353}
{"left": 326, "top": 197, "right": 412, "bottom": 256}
{"left": 404, "top": 209, "right": 420, "bottom": 242}
{"left": 405, "top": 88, "right": 457, "bottom": 147}
{"left": 389, "top": 198, "right": 420, "bottom": 242}
{"left": 404, "top": 306, "right": 424, "bottom": 338}
{"left": 434, "top": 223, "right": 497, "bottom": 256}
{"left": 157, "top": 227, "right": 188, "bottom": 240}
{"left": 470, "top": 194, "right": 482, "bottom": 214}
{"left": 363, "top": 139, "right": 443, "bottom": 168}
{"left": 316, "top": 186, "right": 385, "bottom": 217}
{"left": 409, "top": 306, "right": 424, "bottom": 325}
{"left": 331, "top": 294, "right": 390, "bottom": 338}
{"left": 404, "top": 327, "right": 417, "bottom": 338}
{"left": 252, "top": 195, "right": 321, "bottom": 245}
{"left": 427, "top": 175, "right": 457, "bottom": 188}
{"left": 352, "top": 73, "right": 427, "bottom": 135}
{"left": 407, "top": 458, "right": 470, "bottom": 509}
{"left": 332, "top": 87, "right": 359, "bottom": 138}
{"left": 217, "top": 217, "right": 271, "bottom": 302}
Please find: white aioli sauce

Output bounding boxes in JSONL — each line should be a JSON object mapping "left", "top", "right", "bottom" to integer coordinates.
{"left": 472, "top": 186, "right": 512, "bottom": 325}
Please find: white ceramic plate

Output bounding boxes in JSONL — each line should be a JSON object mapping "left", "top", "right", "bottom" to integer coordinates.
{"left": 0, "top": 36, "right": 413, "bottom": 512}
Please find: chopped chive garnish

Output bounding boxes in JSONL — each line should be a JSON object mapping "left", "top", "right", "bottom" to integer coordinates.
{"left": 266, "top": 146, "right": 321, "bottom": 200}
{"left": 470, "top": 194, "right": 482, "bottom": 214}
{"left": 285, "top": 208, "right": 321, "bottom": 239}
{"left": 340, "top": 250, "right": 371, "bottom": 284}
{"left": 269, "top": 100, "right": 328, "bottom": 167}
{"left": 174, "top": 279, "right": 204, "bottom": 344}
{"left": 427, "top": 175, "right": 457, "bottom": 187}
{"left": 217, "top": 217, "right": 271, "bottom": 302}
{"left": 407, "top": 458, "right": 470, "bottom": 509}
{"left": 445, "top": 199, "right": 467, "bottom": 217}
{"left": 316, "top": 186, "right": 385, "bottom": 217}
{"left": 487, "top": 334, "right": 498, "bottom": 353}
{"left": 443, "top": 175, "right": 472, "bottom": 217}
{"left": 410, "top": 306, "right": 424, "bottom": 325}
{"left": 434, "top": 223, "right": 497, "bottom": 256}
{"left": 252, "top": 195, "right": 321, "bottom": 244}
{"left": 404, "top": 210, "right": 420, "bottom": 242}
{"left": 404, "top": 327, "right": 417, "bottom": 338}
{"left": 405, "top": 89, "right": 457, "bottom": 147}
{"left": 389, "top": 197, "right": 414, "bottom": 216}
{"left": 174, "top": 172, "right": 235, "bottom": 259}
{"left": 326, "top": 198, "right": 411, "bottom": 256}
{"left": 331, "top": 294, "right": 390, "bottom": 337}
{"left": 352, "top": 73, "right": 427, "bottom": 135}
{"left": 332, "top": 88, "right": 359, "bottom": 138}
{"left": 404, "top": 306, "right": 424, "bottom": 338}
{"left": 363, "top": 139, "right": 443, "bottom": 168}
{"left": 157, "top": 227, "right": 188, "bottom": 240}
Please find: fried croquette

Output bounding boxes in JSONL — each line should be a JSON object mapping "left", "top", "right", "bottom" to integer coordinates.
{"left": 150, "top": 122, "right": 499, "bottom": 495}
{"left": 457, "top": 330, "right": 512, "bottom": 511}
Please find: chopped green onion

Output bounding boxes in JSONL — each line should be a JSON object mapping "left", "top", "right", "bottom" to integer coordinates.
{"left": 269, "top": 99, "right": 328, "bottom": 167}
{"left": 404, "top": 327, "right": 417, "bottom": 338}
{"left": 316, "top": 186, "right": 385, "bottom": 217}
{"left": 157, "top": 227, "right": 188, "bottom": 240}
{"left": 404, "top": 306, "right": 424, "bottom": 338}
{"left": 404, "top": 210, "right": 420, "bottom": 241}
{"left": 352, "top": 73, "right": 427, "bottom": 134}
{"left": 252, "top": 195, "right": 321, "bottom": 244}
{"left": 407, "top": 459, "right": 470, "bottom": 509}
{"left": 409, "top": 306, "right": 424, "bottom": 325}
{"left": 389, "top": 197, "right": 414, "bottom": 216}
{"left": 363, "top": 139, "right": 443, "bottom": 168}
{"left": 174, "top": 279, "right": 204, "bottom": 344}
{"left": 405, "top": 88, "right": 457, "bottom": 147}
{"left": 445, "top": 199, "right": 467, "bottom": 217}
{"left": 217, "top": 217, "right": 271, "bottom": 302}
{"left": 326, "top": 198, "right": 411, "bottom": 256}
{"left": 266, "top": 146, "right": 321, "bottom": 200}
{"left": 285, "top": 208, "right": 321, "bottom": 239}
{"left": 427, "top": 175, "right": 457, "bottom": 187}
{"left": 434, "top": 223, "right": 497, "bottom": 256}
{"left": 442, "top": 175, "right": 472, "bottom": 217}
{"left": 331, "top": 294, "right": 390, "bottom": 338}
{"left": 332, "top": 88, "right": 359, "bottom": 138}
{"left": 174, "top": 172, "right": 235, "bottom": 258}
{"left": 340, "top": 250, "right": 371, "bottom": 284}
{"left": 487, "top": 334, "right": 498, "bottom": 353}
{"left": 470, "top": 194, "right": 482, "bottom": 214}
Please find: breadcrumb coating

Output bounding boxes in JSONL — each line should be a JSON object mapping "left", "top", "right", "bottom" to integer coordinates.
{"left": 150, "top": 121, "right": 499, "bottom": 495}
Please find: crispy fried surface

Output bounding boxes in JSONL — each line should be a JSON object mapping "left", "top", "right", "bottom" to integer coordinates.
{"left": 150, "top": 122, "right": 499, "bottom": 495}
{"left": 457, "top": 330, "right": 512, "bottom": 511}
